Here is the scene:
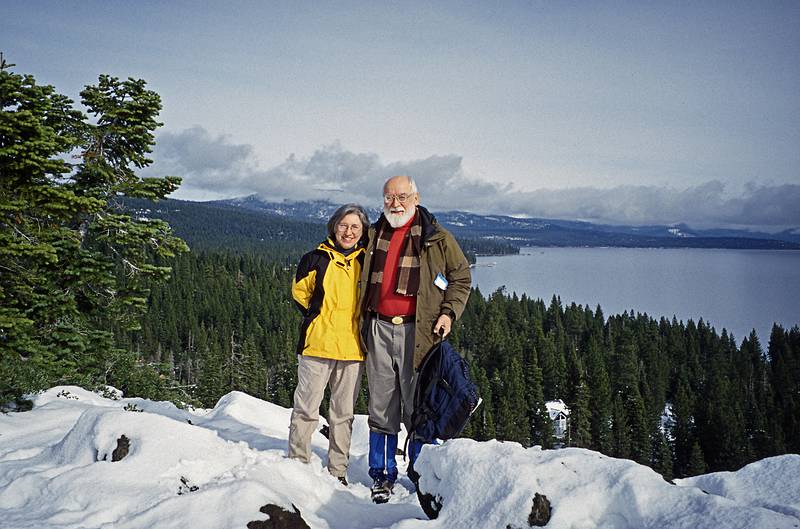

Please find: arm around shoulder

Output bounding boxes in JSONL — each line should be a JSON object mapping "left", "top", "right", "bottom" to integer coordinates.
{"left": 291, "top": 252, "right": 317, "bottom": 312}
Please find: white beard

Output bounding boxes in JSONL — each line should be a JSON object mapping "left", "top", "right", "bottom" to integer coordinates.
{"left": 384, "top": 204, "right": 416, "bottom": 228}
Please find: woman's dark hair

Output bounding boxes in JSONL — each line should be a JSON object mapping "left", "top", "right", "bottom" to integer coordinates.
{"left": 327, "top": 203, "right": 370, "bottom": 241}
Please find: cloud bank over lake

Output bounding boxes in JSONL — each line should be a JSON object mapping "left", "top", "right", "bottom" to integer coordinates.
{"left": 150, "top": 126, "right": 800, "bottom": 231}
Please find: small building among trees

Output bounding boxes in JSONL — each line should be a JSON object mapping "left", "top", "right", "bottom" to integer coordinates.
{"left": 546, "top": 400, "right": 570, "bottom": 442}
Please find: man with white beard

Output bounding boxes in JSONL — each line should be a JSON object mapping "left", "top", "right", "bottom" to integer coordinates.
{"left": 358, "top": 175, "right": 472, "bottom": 503}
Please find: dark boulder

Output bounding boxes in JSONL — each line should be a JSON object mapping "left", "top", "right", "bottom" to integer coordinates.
{"left": 247, "top": 503, "right": 310, "bottom": 529}
{"left": 112, "top": 435, "right": 130, "bottom": 461}
{"left": 527, "top": 492, "right": 551, "bottom": 526}
{"left": 417, "top": 489, "right": 443, "bottom": 520}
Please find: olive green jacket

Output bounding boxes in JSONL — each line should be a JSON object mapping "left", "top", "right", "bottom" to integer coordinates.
{"left": 358, "top": 206, "right": 472, "bottom": 368}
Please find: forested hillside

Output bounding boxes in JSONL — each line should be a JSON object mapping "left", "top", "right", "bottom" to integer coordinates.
{"left": 452, "top": 290, "right": 799, "bottom": 477}
{"left": 124, "top": 197, "right": 321, "bottom": 260}
{"left": 122, "top": 248, "right": 800, "bottom": 479}
{"left": 124, "top": 197, "right": 519, "bottom": 262}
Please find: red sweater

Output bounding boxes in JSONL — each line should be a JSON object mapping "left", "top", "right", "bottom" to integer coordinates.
{"left": 377, "top": 218, "right": 417, "bottom": 316}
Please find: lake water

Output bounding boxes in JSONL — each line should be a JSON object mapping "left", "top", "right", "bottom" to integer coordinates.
{"left": 471, "top": 247, "right": 800, "bottom": 344}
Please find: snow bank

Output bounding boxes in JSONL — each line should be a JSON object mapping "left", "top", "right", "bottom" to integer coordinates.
{"left": 675, "top": 455, "right": 800, "bottom": 519}
{"left": 1, "top": 386, "right": 799, "bottom": 529}
{"left": 0, "top": 386, "right": 422, "bottom": 529}
{"left": 414, "top": 440, "right": 800, "bottom": 528}
{"left": 0, "top": 399, "right": 289, "bottom": 528}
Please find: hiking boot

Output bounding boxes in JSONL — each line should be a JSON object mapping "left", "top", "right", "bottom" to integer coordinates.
{"left": 370, "top": 479, "right": 394, "bottom": 504}
{"left": 337, "top": 476, "right": 348, "bottom": 487}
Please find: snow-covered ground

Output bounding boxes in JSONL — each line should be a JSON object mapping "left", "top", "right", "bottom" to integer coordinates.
{"left": 1, "top": 386, "right": 798, "bottom": 529}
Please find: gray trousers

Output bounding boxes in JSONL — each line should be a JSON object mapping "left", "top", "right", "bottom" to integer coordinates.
{"left": 288, "top": 355, "right": 363, "bottom": 477}
{"left": 366, "top": 317, "right": 416, "bottom": 435}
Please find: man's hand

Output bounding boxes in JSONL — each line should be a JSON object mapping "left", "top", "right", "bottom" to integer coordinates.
{"left": 433, "top": 314, "right": 452, "bottom": 337}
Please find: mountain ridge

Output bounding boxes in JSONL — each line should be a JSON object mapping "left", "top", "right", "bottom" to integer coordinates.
{"left": 208, "top": 195, "right": 800, "bottom": 250}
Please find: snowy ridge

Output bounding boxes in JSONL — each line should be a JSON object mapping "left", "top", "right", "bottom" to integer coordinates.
{"left": 676, "top": 457, "right": 800, "bottom": 520}
{"left": 1, "top": 386, "right": 799, "bottom": 529}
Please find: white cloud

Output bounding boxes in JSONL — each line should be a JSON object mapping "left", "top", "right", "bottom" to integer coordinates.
{"left": 501, "top": 182, "right": 800, "bottom": 230}
{"left": 147, "top": 127, "right": 800, "bottom": 230}
{"left": 144, "top": 126, "right": 257, "bottom": 197}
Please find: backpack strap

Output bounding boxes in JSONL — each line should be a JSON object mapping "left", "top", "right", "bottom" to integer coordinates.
{"left": 405, "top": 332, "right": 446, "bottom": 457}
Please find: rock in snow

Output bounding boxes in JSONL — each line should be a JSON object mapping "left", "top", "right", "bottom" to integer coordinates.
{"left": 1, "top": 386, "right": 798, "bottom": 529}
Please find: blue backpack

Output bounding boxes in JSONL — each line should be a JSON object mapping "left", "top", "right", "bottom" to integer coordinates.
{"left": 410, "top": 339, "right": 481, "bottom": 443}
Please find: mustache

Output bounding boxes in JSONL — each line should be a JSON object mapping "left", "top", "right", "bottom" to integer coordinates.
{"left": 384, "top": 204, "right": 416, "bottom": 228}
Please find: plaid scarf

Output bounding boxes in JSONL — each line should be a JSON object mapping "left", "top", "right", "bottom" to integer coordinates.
{"left": 366, "top": 211, "right": 422, "bottom": 311}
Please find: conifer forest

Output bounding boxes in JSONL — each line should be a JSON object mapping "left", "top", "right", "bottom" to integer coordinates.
{"left": 125, "top": 251, "right": 800, "bottom": 479}
{"left": 2, "top": 61, "right": 799, "bottom": 482}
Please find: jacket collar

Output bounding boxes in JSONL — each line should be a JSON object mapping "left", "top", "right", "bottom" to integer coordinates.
{"left": 318, "top": 238, "right": 365, "bottom": 263}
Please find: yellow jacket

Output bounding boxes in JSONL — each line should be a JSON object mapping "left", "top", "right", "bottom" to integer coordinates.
{"left": 292, "top": 239, "right": 365, "bottom": 361}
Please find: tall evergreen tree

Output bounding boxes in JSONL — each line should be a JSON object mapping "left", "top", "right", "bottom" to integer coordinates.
{"left": 611, "top": 394, "right": 631, "bottom": 459}
{"left": 469, "top": 364, "right": 496, "bottom": 441}
{"left": 687, "top": 440, "right": 707, "bottom": 476}
{"left": 628, "top": 391, "right": 651, "bottom": 465}
{"left": 197, "top": 333, "right": 225, "bottom": 407}
{"left": 1, "top": 60, "right": 186, "bottom": 402}
{"left": 495, "top": 357, "right": 529, "bottom": 445}
{"left": 522, "top": 343, "right": 553, "bottom": 448}
{"left": 568, "top": 378, "right": 592, "bottom": 448}
{"left": 565, "top": 347, "right": 591, "bottom": 448}
{"left": 539, "top": 330, "right": 562, "bottom": 400}
{"left": 769, "top": 325, "right": 799, "bottom": 454}
{"left": 739, "top": 331, "right": 781, "bottom": 459}
{"left": 586, "top": 336, "right": 612, "bottom": 453}
{"left": 651, "top": 429, "right": 674, "bottom": 481}
{"left": 698, "top": 355, "right": 748, "bottom": 471}
{"left": 670, "top": 375, "right": 696, "bottom": 477}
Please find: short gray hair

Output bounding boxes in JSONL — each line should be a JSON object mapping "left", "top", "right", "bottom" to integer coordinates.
{"left": 327, "top": 203, "right": 370, "bottom": 241}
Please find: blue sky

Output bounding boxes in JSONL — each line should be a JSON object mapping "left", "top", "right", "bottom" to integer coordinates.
{"left": 4, "top": 1, "right": 799, "bottom": 229}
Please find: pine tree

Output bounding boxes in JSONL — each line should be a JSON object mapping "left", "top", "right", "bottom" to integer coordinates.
{"left": 586, "top": 336, "right": 612, "bottom": 453}
{"left": 739, "top": 331, "right": 781, "bottom": 459}
{"left": 470, "top": 365, "right": 496, "bottom": 441}
{"left": 197, "top": 336, "right": 225, "bottom": 407}
{"left": 539, "top": 330, "right": 561, "bottom": 400}
{"left": 611, "top": 394, "right": 631, "bottom": 459}
{"left": 610, "top": 321, "right": 639, "bottom": 397}
{"left": 670, "top": 375, "right": 696, "bottom": 477}
{"left": 769, "top": 324, "right": 799, "bottom": 453}
{"left": 628, "top": 391, "right": 650, "bottom": 465}
{"left": 526, "top": 354, "right": 554, "bottom": 449}
{"left": 651, "top": 427, "right": 674, "bottom": 481}
{"left": 565, "top": 348, "right": 591, "bottom": 448}
{"left": 495, "top": 357, "right": 529, "bottom": 445}
{"left": 240, "top": 334, "right": 267, "bottom": 398}
{"left": 568, "top": 378, "right": 592, "bottom": 448}
{"left": 787, "top": 326, "right": 800, "bottom": 453}
{"left": 1, "top": 59, "right": 187, "bottom": 401}
{"left": 687, "top": 440, "right": 707, "bottom": 476}
{"left": 698, "top": 350, "right": 748, "bottom": 471}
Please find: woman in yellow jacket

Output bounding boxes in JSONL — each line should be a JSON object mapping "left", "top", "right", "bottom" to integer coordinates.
{"left": 288, "top": 203, "right": 369, "bottom": 485}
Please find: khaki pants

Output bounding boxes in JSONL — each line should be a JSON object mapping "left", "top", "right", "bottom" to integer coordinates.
{"left": 288, "top": 354, "right": 363, "bottom": 477}
{"left": 366, "top": 317, "right": 416, "bottom": 435}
